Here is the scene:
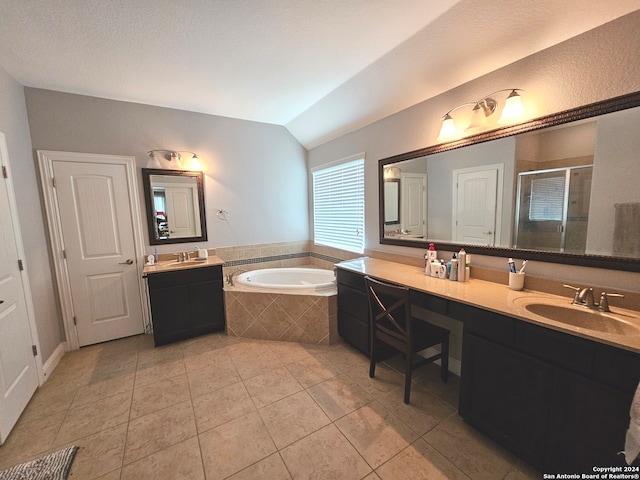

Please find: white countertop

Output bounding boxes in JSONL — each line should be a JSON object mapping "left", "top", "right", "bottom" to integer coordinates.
{"left": 336, "top": 257, "right": 640, "bottom": 354}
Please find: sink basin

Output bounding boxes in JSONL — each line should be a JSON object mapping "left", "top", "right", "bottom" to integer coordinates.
{"left": 514, "top": 299, "right": 640, "bottom": 336}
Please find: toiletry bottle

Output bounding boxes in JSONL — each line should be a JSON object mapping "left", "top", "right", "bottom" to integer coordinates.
{"left": 424, "top": 252, "right": 430, "bottom": 275}
{"left": 450, "top": 254, "right": 458, "bottom": 281}
{"left": 508, "top": 258, "right": 516, "bottom": 273}
{"left": 457, "top": 248, "right": 466, "bottom": 282}
{"left": 427, "top": 243, "right": 438, "bottom": 275}
{"left": 154, "top": 247, "right": 158, "bottom": 264}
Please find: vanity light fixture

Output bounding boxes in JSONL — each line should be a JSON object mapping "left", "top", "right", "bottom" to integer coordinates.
{"left": 383, "top": 166, "right": 401, "bottom": 179}
{"left": 437, "top": 89, "right": 524, "bottom": 142}
{"left": 147, "top": 150, "right": 202, "bottom": 171}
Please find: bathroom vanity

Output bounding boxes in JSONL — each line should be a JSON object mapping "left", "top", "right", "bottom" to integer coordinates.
{"left": 336, "top": 257, "right": 640, "bottom": 471}
{"left": 144, "top": 256, "right": 226, "bottom": 346}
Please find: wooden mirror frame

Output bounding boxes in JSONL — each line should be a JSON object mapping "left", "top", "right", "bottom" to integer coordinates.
{"left": 379, "top": 91, "right": 640, "bottom": 272}
{"left": 142, "top": 168, "right": 208, "bottom": 245}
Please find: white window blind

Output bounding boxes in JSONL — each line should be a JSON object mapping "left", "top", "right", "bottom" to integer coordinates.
{"left": 312, "top": 157, "right": 364, "bottom": 253}
{"left": 529, "top": 176, "right": 565, "bottom": 221}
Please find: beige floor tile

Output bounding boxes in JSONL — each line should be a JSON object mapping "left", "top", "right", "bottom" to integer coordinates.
{"left": 231, "top": 348, "right": 284, "bottom": 380}
{"left": 423, "top": 415, "right": 519, "bottom": 480}
{"left": 130, "top": 374, "right": 190, "bottom": 419}
{"left": 307, "top": 374, "right": 373, "bottom": 421}
{"left": 280, "top": 424, "right": 371, "bottom": 480}
{"left": 192, "top": 381, "right": 255, "bottom": 433}
{"left": 64, "top": 423, "right": 128, "bottom": 479}
{"left": 123, "top": 400, "right": 197, "bottom": 465}
{"left": 375, "top": 438, "right": 469, "bottom": 480}
{"left": 93, "top": 470, "right": 122, "bottom": 480}
{"left": 363, "top": 473, "right": 382, "bottom": 480}
{"left": 285, "top": 355, "right": 344, "bottom": 388}
{"left": 243, "top": 366, "right": 303, "bottom": 408}
{"left": 199, "top": 411, "right": 277, "bottom": 480}
{"left": 227, "top": 452, "right": 292, "bottom": 480}
{"left": 335, "top": 401, "right": 419, "bottom": 469}
{"left": 72, "top": 372, "right": 135, "bottom": 407}
{"left": 187, "top": 362, "right": 241, "bottom": 399}
{"left": 258, "top": 390, "right": 331, "bottom": 449}
{"left": 136, "top": 342, "right": 183, "bottom": 367}
{"left": 134, "top": 357, "right": 186, "bottom": 387}
{"left": 376, "top": 383, "right": 456, "bottom": 436}
{"left": 267, "top": 340, "right": 317, "bottom": 365}
{"left": 121, "top": 436, "right": 205, "bottom": 480}
{"left": 183, "top": 347, "right": 234, "bottom": 374}
{"left": 53, "top": 391, "right": 131, "bottom": 446}
{"left": 346, "top": 362, "right": 405, "bottom": 398}
{"left": 412, "top": 362, "right": 462, "bottom": 407}
{"left": 89, "top": 351, "right": 139, "bottom": 384}
{"left": 325, "top": 344, "right": 371, "bottom": 371}
{"left": 0, "top": 409, "right": 68, "bottom": 469}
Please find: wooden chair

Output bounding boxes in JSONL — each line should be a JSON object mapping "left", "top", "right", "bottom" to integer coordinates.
{"left": 364, "top": 275, "right": 450, "bottom": 404}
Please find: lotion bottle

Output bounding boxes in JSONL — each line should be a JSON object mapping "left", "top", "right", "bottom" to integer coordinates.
{"left": 457, "top": 248, "right": 466, "bottom": 282}
{"left": 450, "top": 254, "right": 458, "bottom": 281}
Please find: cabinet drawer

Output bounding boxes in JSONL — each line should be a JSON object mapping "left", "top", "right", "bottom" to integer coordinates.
{"left": 593, "top": 344, "right": 640, "bottom": 393}
{"left": 338, "top": 284, "right": 369, "bottom": 321}
{"left": 463, "top": 305, "right": 515, "bottom": 346}
{"left": 514, "top": 322, "right": 594, "bottom": 376}
{"left": 147, "top": 265, "right": 222, "bottom": 289}
{"left": 338, "top": 311, "right": 369, "bottom": 355}
{"left": 337, "top": 269, "right": 366, "bottom": 291}
{"left": 411, "top": 291, "right": 448, "bottom": 315}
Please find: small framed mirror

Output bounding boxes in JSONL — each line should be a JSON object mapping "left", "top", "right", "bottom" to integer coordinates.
{"left": 142, "top": 168, "right": 207, "bottom": 245}
{"left": 383, "top": 178, "right": 400, "bottom": 225}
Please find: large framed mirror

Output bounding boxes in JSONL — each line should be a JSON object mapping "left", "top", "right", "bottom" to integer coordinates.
{"left": 379, "top": 91, "right": 640, "bottom": 272}
{"left": 142, "top": 168, "right": 207, "bottom": 245}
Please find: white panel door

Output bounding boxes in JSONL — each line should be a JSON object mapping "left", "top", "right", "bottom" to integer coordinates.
{"left": 454, "top": 168, "right": 499, "bottom": 245}
{"left": 401, "top": 173, "right": 427, "bottom": 238}
{"left": 0, "top": 136, "right": 39, "bottom": 444}
{"left": 52, "top": 161, "right": 144, "bottom": 346}
{"left": 165, "top": 186, "right": 197, "bottom": 238}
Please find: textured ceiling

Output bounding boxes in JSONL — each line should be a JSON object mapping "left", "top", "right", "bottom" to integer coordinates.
{"left": 1, "top": 0, "right": 639, "bottom": 148}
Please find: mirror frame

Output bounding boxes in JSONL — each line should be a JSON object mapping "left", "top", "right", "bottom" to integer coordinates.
{"left": 379, "top": 91, "right": 640, "bottom": 272}
{"left": 142, "top": 168, "right": 208, "bottom": 246}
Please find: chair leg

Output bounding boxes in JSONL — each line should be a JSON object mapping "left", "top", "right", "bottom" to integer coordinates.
{"left": 404, "top": 350, "right": 412, "bottom": 404}
{"left": 369, "top": 345, "right": 376, "bottom": 379}
{"left": 440, "top": 337, "right": 449, "bottom": 383}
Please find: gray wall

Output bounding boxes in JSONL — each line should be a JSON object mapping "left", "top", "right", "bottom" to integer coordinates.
{"left": 24, "top": 90, "right": 309, "bottom": 255}
{"left": 308, "top": 10, "right": 640, "bottom": 292}
{"left": 0, "top": 66, "right": 63, "bottom": 360}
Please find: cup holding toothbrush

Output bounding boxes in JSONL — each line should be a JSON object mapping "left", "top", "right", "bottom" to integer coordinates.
{"left": 508, "top": 272, "right": 525, "bottom": 291}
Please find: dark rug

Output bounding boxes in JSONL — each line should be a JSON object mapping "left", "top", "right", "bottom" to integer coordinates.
{"left": 0, "top": 446, "right": 78, "bottom": 480}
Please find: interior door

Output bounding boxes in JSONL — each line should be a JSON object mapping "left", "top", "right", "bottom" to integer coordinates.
{"left": 454, "top": 167, "right": 499, "bottom": 245}
{"left": 0, "top": 135, "right": 39, "bottom": 444}
{"left": 401, "top": 173, "right": 427, "bottom": 238}
{"left": 52, "top": 160, "right": 144, "bottom": 346}
{"left": 165, "top": 186, "right": 197, "bottom": 238}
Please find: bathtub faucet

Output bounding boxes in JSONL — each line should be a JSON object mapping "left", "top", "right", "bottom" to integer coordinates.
{"left": 226, "top": 269, "right": 247, "bottom": 286}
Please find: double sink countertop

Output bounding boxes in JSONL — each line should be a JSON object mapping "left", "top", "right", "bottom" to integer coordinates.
{"left": 143, "top": 255, "right": 225, "bottom": 275}
{"left": 336, "top": 257, "right": 640, "bottom": 354}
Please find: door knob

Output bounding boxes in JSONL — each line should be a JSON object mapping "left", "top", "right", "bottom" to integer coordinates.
{"left": 0, "top": 300, "right": 4, "bottom": 304}
{"left": 119, "top": 259, "right": 134, "bottom": 265}
{"left": 483, "top": 231, "right": 493, "bottom": 235}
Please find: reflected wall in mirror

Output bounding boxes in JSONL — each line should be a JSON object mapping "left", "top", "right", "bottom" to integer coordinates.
{"left": 142, "top": 168, "right": 207, "bottom": 245}
{"left": 379, "top": 92, "right": 640, "bottom": 271}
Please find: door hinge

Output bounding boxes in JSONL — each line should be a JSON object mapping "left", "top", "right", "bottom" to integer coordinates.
{"left": 73, "top": 316, "right": 77, "bottom": 326}
{"left": 51, "top": 177, "right": 56, "bottom": 188}
{"left": 32, "top": 345, "right": 38, "bottom": 356}
{"left": 18, "top": 259, "right": 24, "bottom": 271}
{"left": 63, "top": 249, "right": 67, "bottom": 259}
{"left": 2, "top": 166, "right": 7, "bottom": 179}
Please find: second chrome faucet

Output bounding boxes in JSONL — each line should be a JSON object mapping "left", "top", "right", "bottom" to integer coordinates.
{"left": 563, "top": 284, "right": 624, "bottom": 312}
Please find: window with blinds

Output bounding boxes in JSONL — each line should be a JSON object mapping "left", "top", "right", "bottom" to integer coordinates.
{"left": 312, "top": 157, "right": 365, "bottom": 254}
{"left": 529, "top": 176, "right": 566, "bottom": 221}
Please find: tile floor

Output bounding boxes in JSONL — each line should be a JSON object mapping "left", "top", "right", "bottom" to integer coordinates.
{"left": 0, "top": 333, "right": 542, "bottom": 479}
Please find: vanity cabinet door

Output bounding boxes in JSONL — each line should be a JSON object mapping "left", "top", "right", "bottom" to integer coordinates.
{"left": 337, "top": 283, "right": 369, "bottom": 355}
{"left": 147, "top": 265, "right": 225, "bottom": 346}
{"left": 545, "top": 368, "right": 632, "bottom": 470}
{"left": 461, "top": 333, "right": 553, "bottom": 469}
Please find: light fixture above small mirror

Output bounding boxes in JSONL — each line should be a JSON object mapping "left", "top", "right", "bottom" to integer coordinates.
{"left": 147, "top": 149, "right": 203, "bottom": 171}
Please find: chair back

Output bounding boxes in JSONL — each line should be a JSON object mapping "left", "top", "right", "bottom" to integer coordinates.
{"left": 364, "top": 276, "right": 413, "bottom": 349}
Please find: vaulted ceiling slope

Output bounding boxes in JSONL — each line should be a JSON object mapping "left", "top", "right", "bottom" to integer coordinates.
{"left": 1, "top": 0, "right": 639, "bottom": 149}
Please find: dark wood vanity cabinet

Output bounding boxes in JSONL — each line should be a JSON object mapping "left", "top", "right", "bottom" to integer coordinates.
{"left": 460, "top": 303, "right": 640, "bottom": 471}
{"left": 146, "top": 265, "right": 225, "bottom": 346}
{"left": 335, "top": 267, "right": 640, "bottom": 471}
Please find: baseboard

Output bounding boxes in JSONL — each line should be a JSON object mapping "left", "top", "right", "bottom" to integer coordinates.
{"left": 419, "top": 346, "right": 462, "bottom": 377}
{"left": 41, "top": 342, "right": 66, "bottom": 384}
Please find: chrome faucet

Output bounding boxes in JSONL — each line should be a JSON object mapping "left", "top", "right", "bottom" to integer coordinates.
{"left": 225, "top": 269, "right": 247, "bottom": 286}
{"left": 563, "top": 285, "right": 624, "bottom": 312}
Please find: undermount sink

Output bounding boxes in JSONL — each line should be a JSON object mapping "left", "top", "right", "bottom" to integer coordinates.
{"left": 513, "top": 298, "right": 640, "bottom": 336}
